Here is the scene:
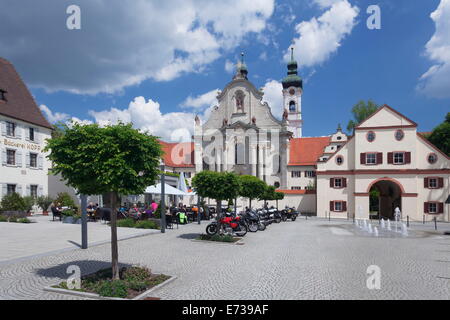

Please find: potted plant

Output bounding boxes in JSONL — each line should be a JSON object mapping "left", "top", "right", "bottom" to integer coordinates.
{"left": 37, "top": 196, "right": 54, "bottom": 216}
{"left": 0, "top": 193, "right": 27, "bottom": 217}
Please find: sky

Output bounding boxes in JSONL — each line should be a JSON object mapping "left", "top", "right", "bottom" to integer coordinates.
{"left": 0, "top": 0, "right": 449, "bottom": 142}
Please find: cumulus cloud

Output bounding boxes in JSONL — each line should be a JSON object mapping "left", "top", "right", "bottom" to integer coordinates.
{"left": 225, "top": 60, "right": 236, "bottom": 74}
{"left": 180, "top": 89, "right": 219, "bottom": 110}
{"left": 261, "top": 80, "right": 284, "bottom": 119}
{"left": 0, "top": 0, "right": 274, "bottom": 95}
{"left": 417, "top": 0, "right": 450, "bottom": 99}
{"left": 285, "top": 0, "right": 359, "bottom": 68}
{"left": 39, "top": 105, "right": 70, "bottom": 123}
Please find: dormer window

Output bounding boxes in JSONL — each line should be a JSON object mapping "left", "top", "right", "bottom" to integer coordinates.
{"left": 0, "top": 89, "right": 7, "bottom": 102}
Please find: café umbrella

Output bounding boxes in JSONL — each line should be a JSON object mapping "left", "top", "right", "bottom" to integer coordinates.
{"left": 145, "top": 183, "right": 191, "bottom": 196}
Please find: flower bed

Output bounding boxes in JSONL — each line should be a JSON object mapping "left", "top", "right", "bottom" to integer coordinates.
{"left": 51, "top": 266, "right": 170, "bottom": 299}
{"left": 197, "top": 234, "right": 241, "bottom": 243}
{"left": 116, "top": 218, "right": 159, "bottom": 230}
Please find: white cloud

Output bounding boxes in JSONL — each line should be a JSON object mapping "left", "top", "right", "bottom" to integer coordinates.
{"left": 285, "top": 0, "right": 359, "bottom": 68}
{"left": 39, "top": 105, "right": 70, "bottom": 123}
{"left": 225, "top": 60, "right": 235, "bottom": 74}
{"left": 0, "top": 0, "right": 274, "bottom": 95}
{"left": 262, "top": 79, "right": 284, "bottom": 119}
{"left": 417, "top": 0, "right": 450, "bottom": 99}
{"left": 180, "top": 89, "right": 219, "bottom": 110}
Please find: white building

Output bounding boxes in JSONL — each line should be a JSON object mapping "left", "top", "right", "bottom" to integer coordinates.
{"left": 0, "top": 58, "right": 53, "bottom": 201}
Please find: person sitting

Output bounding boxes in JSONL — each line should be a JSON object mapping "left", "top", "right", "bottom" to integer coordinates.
{"left": 128, "top": 203, "right": 141, "bottom": 220}
{"left": 50, "top": 202, "right": 63, "bottom": 221}
{"left": 86, "top": 202, "right": 97, "bottom": 221}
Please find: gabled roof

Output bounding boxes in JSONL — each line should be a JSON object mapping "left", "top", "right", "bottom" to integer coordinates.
{"left": 288, "top": 137, "right": 331, "bottom": 166}
{"left": 355, "top": 104, "right": 417, "bottom": 130}
{"left": 160, "top": 140, "right": 195, "bottom": 168}
{"left": 0, "top": 57, "right": 53, "bottom": 129}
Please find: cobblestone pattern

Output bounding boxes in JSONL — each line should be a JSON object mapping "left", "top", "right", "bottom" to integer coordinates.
{"left": 0, "top": 219, "right": 449, "bottom": 300}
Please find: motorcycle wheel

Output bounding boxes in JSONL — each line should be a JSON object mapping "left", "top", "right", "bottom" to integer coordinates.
{"left": 282, "top": 215, "right": 288, "bottom": 222}
{"left": 258, "top": 222, "right": 266, "bottom": 231}
{"left": 291, "top": 216, "right": 297, "bottom": 221}
{"left": 206, "top": 224, "right": 218, "bottom": 235}
{"left": 248, "top": 222, "right": 258, "bottom": 233}
{"left": 236, "top": 223, "right": 248, "bottom": 237}
{"left": 275, "top": 217, "right": 282, "bottom": 223}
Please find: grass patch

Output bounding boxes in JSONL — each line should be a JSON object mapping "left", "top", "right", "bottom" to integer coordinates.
{"left": 0, "top": 216, "right": 32, "bottom": 223}
{"left": 197, "top": 234, "right": 241, "bottom": 243}
{"left": 52, "top": 266, "right": 170, "bottom": 299}
{"left": 116, "top": 218, "right": 159, "bottom": 230}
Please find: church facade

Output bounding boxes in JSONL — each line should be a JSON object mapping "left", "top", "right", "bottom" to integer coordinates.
{"left": 165, "top": 54, "right": 450, "bottom": 222}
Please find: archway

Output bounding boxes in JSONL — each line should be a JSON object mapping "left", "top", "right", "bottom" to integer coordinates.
{"left": 368, "top": 179, "right": 402, "bottom": 220}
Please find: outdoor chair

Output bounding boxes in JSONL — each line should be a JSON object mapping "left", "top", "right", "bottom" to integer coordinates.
{"left": 51, "top": 206, "right": 62, "bottom": 222}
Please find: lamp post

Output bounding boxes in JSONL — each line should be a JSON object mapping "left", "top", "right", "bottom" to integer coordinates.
{"left": 197, "top": 196, "right": 201, "bottom": 225}
{"left": 160, "top": 160, "right": 166, "bottom": 234}
{"left": 80, "top": 194, "right": 88, "bottom": 249}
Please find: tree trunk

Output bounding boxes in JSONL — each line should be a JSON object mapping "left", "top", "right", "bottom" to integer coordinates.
{"left": 216, "top": 199, "right": 222, "bottom": 234}
{"left": 109, "top": 192, "right": 120, "bottom": 280}
{"left": 249, "top": 198, "right": 252, "bottom": 209}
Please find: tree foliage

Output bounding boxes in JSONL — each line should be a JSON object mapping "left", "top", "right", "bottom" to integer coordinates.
{"left": 427, "top": 112, "right": 450, "bottom": 156}
{"left": 346, "top": 100, "right": 379, "bottom": 134}
{"left": 0, "top": 193, "right": 27, "bottom": 211}
{"left": 239, "top": 175, "right": 266, "bottom": 208}
{"left": 192, "top": 171, "right": 241, "bottom": 202}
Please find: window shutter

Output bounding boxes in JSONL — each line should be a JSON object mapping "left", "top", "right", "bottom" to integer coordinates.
{"left": 38, "top": 185, "right": 44, "bottom": 197}
{"left": 343, "top": 202, "right": 347, "bottom": 212}
{"left": 343, "top": 178, "right": 347, "bottom": 188}
{"left": 424, "top": 178, "right": 429, "bottom": 188}
{"left": 330, "top": 178, "right": 334, "bottom": 188}
{"left": 438, "top": 203, "right": 444, "bottom": 214}
{"left": 38, "top": 155, "right": 43, "bottom": 170}
{"left": 26, "top": 153, "right": 30, "bottom": 168}
{"left": 388, "top": 152, "right": 393, "bottom": 164}
{"left": 376, "top": 153, "right": 383, "bottom": 165}
{"left": 16, "top": 150, "right": 22, "bottom": 167}
{"left": 25, "top": 128, "right": 30, "bottom": 142}
{"left": 1, "top": 148, "right": 6, "bottom": 166}
{"left": 360, "top": 153, "right": 366, "bottom": 165}
{"left": 438, "top": 178, "right": 444, "bottom": 188}
{"left": 405, "top": 152, "right": 411, "bottom": 164}
{"left": 16, "top": 125, "right": 22, "bottom": 139}
{"left": 424, "top": 202, "right": 429, "bottom": 214}
{"left": 1, "top": 121, "right": 6, "bottom": 136}
{"left": 330, "top": 201, "right": 334, "bottom": 212}
{"left": 35, "top": 128, "right": 40, "bottom": 144}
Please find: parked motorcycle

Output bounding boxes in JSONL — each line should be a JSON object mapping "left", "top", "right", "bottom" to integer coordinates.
{"left": 206, "top": 213, "right": 248, "bottom": 236}
{"left": 281, "top": 207, "right": 299, "bottom": 221}
{"left": 242, "top": 209, "right": 266, "bottom": 232}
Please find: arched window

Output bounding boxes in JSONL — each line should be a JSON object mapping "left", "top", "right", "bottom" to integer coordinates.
{"left": 289, "top": 101, "right": 296, "bottom": 112}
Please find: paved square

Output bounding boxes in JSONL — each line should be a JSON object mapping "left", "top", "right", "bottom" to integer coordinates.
{"left": 0, "top": 219, "right": 449, "bottom": 300}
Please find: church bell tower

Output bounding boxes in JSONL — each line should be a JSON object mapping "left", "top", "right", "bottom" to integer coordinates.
{"left": 282, "top": 47, "right": 303, "bottom": 138}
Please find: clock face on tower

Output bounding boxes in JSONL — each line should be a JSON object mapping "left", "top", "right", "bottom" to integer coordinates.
{"left": 289, "top": 88, "right": 295, "bottom": 96}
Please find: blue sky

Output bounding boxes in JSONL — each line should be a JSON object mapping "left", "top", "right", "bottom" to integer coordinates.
{"left": 1, "top": 0, "right": 449, "bottom": 141}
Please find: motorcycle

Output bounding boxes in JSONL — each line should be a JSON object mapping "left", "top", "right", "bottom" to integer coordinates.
{"left": 281, "top": 207, "right": 299, "bottom": 221}
{"left": 206, "top": 213, "right": 248, "bottom": 236}
{"left": 267, "top": 207, "right": 282, "bottom": 223}
{"left": 242, "top": 209, "right": 266, "bottom": 232}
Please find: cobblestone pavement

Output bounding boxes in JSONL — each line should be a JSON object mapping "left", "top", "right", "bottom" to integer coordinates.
{"left": 0, "top": 218, "right": 449, "bottom": 300}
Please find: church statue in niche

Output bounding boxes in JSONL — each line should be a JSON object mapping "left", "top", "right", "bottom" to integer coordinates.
{"left": 235, "top": 90, "right": 245, "bottom": 113}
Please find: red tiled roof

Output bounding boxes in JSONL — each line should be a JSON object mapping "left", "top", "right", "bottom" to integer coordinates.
{"left": 0, "top": 57, "right": 53, "bottom": 129}
{"left": 288, "top": 137, "right": 330, "bottom": 166}
{"left": 160, "top": 140, "right": 195, "bottom": 168}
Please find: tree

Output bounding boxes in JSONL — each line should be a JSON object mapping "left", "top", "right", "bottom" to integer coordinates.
{"left": 346, "top": 100, "right": 379, "bottom": 134}
{"left": 274, "top": 192, "right": 285, "bottom": 211}
{"left": 192, "top": 171, "right": 241, "bottom": 219}
{"left": 45, "top": 122, "right": 162, "bottom": 279}
{"left": 427, "top": 112, "right": 450, "bottom": 156}
{"left": 259, "top": 185, "right": 276, "bottom": 208}
{"left": 239, "top": 175, "right": 266, "bottom": 209}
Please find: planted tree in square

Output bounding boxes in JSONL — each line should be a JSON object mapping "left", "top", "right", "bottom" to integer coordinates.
{"left": 239, "top": 175, "right": 266, "bottom": 209}
{"left": 45, "top": 122, "right": 162, "bottom": 279}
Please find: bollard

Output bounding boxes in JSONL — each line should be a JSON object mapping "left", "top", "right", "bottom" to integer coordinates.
{"left": 329, "top": 211, "right": 331, "bottom": 222}
{"left": 407, "top": 215, "right": 409, "bottom": 228}
{"left": 423, "top": 215, "right": 425, "bottom": 224}
{"left": 434, "top": 217, "right": 437, "bottom": 231}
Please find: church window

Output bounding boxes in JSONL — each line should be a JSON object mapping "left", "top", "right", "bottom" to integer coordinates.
{"left": 427, "top": 153, "right": 437, "bottom": 164}
{"left": 235, "top": 142, "right": 245, "bottom": 165}
{"left": 289, "top": 101, "right": 296, "bottom": 112}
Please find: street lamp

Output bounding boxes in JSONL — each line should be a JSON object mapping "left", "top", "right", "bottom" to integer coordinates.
{"left": 160, "top": 159, "right": 166, "bottom": 234}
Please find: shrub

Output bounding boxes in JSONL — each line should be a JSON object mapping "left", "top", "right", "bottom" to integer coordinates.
{"left": 117, "top": 218, "right": 136, "bottom": 228}
{"left": 127, "top": 280, "right": 148, "bottom": 292}
{"left": 61, "top": 208, "right": 77, "bottom": 217}
{"left": 97, "top": 280, "right": 128, "bottom": 298}
{"left": 122, "top": 266, "right": 152, "bottom": 282}
{"left": 135, "top": 220, "right": 159, "bottom": 230}
{"left": 8, "top": 216, "right": 18, "bottom": 223}
{"left": 0, "top": 215, "right": 7, "bottom": 222}
{"left": 22, "top": 196, "right": 36, "bottom": 213}
{"left": 18, "top": 218, "right": 32, "bottom": 224}
{"left": 0, "top": 193, "right": 26, "bottom": 211}
{"left": 55, "top": 192, "right": 77, "bottom": 209}
{"left": 37, "top": 196, "right": 54, "bottom": 212}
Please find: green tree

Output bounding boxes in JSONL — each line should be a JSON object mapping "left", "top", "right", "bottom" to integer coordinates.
{"left": 346, "top": 100, "right": 379, "bottom": 134}
{"left": 239, "top": 175, "right": 266, "bottom": 209}
{"left": 55, "top": 192, "right": 77, "bottom": 209}
{"left": 45, "top": 122, "right": 162, "bottom": 279}
{"left": 0, "top": 193, "right": 27, "bottom": 212}
{"left": 427, "top": 112, "right": 450, "bottom": 156}
{"left": 192, "top": 171, "right": 241, "bottom": 219}
{"left": 258, "top": 185, "right": 276, "bottom": 208}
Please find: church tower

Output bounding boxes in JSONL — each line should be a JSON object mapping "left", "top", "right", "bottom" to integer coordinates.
{"left": 282, "top": 47, "right": 303, "bottom": 138}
